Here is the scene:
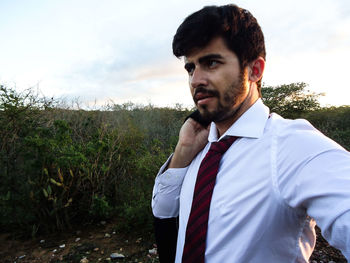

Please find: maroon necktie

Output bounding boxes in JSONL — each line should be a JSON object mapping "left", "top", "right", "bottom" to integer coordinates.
{"left": 182, "top": 136, "right": 238, "bottom": 263}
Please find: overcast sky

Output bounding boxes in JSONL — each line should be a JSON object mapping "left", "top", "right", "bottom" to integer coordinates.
{"left": 1, "top": 0, "right": 349, "bottom": 108}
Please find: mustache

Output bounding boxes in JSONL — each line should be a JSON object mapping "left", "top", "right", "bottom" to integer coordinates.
{"left": 193, "top": 87, "right": 220, "bottom": 102}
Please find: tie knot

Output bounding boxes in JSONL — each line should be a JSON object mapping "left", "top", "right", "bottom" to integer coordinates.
{"left": 209, "top": 136, "right": 238, "bottom": 154}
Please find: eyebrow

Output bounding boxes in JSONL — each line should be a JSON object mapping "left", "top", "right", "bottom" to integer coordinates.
{"left": 198, "top": 54, "right": 224, "bottom": 64}
{"left": 184, "top": 53, "right": 224, "bottom": 70}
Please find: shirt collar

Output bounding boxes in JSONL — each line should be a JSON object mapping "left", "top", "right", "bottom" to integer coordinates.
{"left": 208, "top": 98, "right": 270, "bottom": 142}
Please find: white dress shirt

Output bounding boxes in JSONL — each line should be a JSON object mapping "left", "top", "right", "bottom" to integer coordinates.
{"left": 152, "top": 99, "right": 350, "bottom": 262}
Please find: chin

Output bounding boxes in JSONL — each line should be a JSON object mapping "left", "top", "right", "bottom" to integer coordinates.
{"left": 197, "top": 107, "right": 218, "bottom": 122}
{"left": 199, "top": 105, "right": 239, "bottom": 124}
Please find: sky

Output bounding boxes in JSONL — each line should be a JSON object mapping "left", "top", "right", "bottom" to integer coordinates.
{"left": 1, "top": 0, "right": 349, "bottom": 108}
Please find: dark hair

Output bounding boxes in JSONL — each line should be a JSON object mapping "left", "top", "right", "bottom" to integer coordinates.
{"left": 172, "top": 4, "right": 266, "bottom": 88}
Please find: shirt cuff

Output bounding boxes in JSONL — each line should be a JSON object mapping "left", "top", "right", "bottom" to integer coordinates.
{"left": 152, "top": 154, "right": 189, "bottom": 218}
{"left": 157, "top": 153, "right": 189, "bottom": 186}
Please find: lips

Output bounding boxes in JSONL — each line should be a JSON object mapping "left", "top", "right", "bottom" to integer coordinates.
{"left": 196, "top": 92, "right": 213, "bottom": 100}
{"left": 194, "top": 88, "right": 218, "bottom": 104}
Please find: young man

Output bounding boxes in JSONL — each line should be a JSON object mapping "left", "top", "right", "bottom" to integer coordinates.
{"left": 152, "top": 4, "right": 350, "bottom": 263}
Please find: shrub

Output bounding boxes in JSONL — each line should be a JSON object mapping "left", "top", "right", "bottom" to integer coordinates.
{"left": 1, "top": 83, "right": 348, "bottom": 238}
{"left": 304, "top": 106, "right": 350, "bottom": 150}
{"left": 0, "top": 86, "right": 178, "bottom": 236}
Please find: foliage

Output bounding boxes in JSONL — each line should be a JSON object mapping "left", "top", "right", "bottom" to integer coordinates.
{"left": 0, "top": 83, "right": 349, "bottom": 238}
{"left": 89, "top": 195, "right": 113, "bottom": 219}
{"left": 304, "top": 106, "right": 350, "bottom": 150}
{"left": 0, "top": 85, "right": 55, "bottom": 235}
{"left": 261, "top": 82, "right": 323, "bottom": 118}
{"left": 116, "top": 139, "right": 172, "bottom": 233}
{"left": 0, "top": 85, "right": 182, "bottom": 236}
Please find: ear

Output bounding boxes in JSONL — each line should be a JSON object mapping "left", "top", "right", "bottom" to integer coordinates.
{"left": 248, "top": 57, "right": 265, "bottom": 83}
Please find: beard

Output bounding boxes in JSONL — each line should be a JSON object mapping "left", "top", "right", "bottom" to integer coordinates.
{"left": 194, "top": 70, "right": 247, "bottom": 123}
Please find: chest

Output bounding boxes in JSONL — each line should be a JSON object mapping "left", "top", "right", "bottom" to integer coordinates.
{"left": 179, "top": 137, "right": 277, "bottom": 225}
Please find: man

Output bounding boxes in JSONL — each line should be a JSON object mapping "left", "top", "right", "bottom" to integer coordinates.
{"left": 152, "top": 4, "right": 350, "bottom": 263}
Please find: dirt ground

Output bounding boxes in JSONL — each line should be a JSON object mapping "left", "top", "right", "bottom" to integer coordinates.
{"left": 0, "top": 220, "right": 346, "bottom": 263}
{"left": 309, "top": 227, "right": 347, "bottom": 263}
{"left": 1, "top": 219, "right": 159, "bottom": 263}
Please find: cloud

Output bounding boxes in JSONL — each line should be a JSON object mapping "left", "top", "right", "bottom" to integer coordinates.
{"left": 1, "top": 0, "right": 349, "bottom": 107}
{"left": 58, "top": 52, "right": 191, "bottom": 108}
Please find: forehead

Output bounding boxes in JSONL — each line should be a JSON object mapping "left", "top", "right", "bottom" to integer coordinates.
{"left": 184, "top": 37, "right": 237, "bottom": 63}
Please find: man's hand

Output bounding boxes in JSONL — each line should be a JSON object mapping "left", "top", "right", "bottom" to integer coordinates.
{"left": 168, "top": 118, "right": 209, "bottom": 168}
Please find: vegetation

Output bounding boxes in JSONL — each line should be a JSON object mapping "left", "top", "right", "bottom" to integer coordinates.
{"left": 262, "top": 82, "right": 350, "bottom": 150}
{"left": 261, "top": 82, "right": 322, "bottom": 118}
{"left": 0, "top": 83, "right": 349, "bottom": 238}
{"left": 304, "top": 106, "right": 350, "bottom": 151}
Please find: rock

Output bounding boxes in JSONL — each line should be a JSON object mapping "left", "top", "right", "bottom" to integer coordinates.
{"left": 40, "top": 239, "right": 45, "bottom": 244}
{"left": 80, "top": 257, "right": 89, "bottom": 263}
{"left": 104, "top": 233, "right": 111, "bottom": 238}
{"left": 148, "top": 248, "right": 157, "bottom": 255}
{"left": 110, "top": 252, "right": 125, "bottom": 259}
{"left": 59, "top": 244, "right": 65, "bottom": 248}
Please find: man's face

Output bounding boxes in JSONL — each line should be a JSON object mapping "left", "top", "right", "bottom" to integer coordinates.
{"left": 184, "top": 37, "right": 249, "bottom": 123}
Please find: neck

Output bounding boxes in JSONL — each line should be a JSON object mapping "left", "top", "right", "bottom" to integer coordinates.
{"left": 215, "top": 84, "right": 260, "bottom": 137}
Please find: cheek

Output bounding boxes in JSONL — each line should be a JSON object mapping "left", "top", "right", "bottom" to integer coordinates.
{"left": 218, "top": 75, "right": 237, "bottom": 92}
{"left": 190, "top": 86, "right": 195, "bottom": 97}
{"left": 222, "top": 75, "right": 245, "bottom": 103}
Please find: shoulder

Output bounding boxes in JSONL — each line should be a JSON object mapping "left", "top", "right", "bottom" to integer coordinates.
{"left": 267, "top": 113, "right": 345, "bottom": 161}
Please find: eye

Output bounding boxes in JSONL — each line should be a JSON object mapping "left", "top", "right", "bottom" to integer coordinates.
{"left": 207, "top": 60, "right": 219, "bottom": 69}
{"left": 184, "top": 63, "right": 195, "bottom": 75}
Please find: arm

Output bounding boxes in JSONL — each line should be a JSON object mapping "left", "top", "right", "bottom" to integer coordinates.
{"left": 292, "top": 150, "right": 350, "bottom": 259}
{"left": 152, "top": 117, "right": 209, "bottom": 263}
{"left": 169, "top": 117, "right": 210, "bottom": 168}
{"left": 152, "top": 117, "right": 209, "bottom": 217}
{"left": 275, "top": 123, "right": 350, "bottom": 259}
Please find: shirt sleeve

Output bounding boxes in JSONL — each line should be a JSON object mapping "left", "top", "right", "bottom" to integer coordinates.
{"left": 291, "top": 150, "right": 350, "bottom": 258}
{"left": 275, "top": 120, "right": 350, "bottom": 259}
{"left": 152, "top": 154, "right": 189, "bottom": 219}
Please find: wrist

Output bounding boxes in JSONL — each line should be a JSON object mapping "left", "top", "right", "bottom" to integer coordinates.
{"left": 168, "top": 144, "right": 196, "bottom": 168}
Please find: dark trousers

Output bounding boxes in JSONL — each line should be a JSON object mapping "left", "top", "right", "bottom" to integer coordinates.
{"left": 154, "top": 216, "right": 178, "bottom": 263}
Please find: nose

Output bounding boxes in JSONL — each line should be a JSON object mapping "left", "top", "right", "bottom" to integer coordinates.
{"left": 190, "top": 68, "right": 208, "bottom": 89}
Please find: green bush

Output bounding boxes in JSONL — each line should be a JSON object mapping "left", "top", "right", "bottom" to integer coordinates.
{"left": 262, "top": 82, "right": 322, "bottom": 119}
{"left": 304, "top": 106, "right": 350, "bottom": 150}
{"left": 0, "top": 83, "right": 348, "bottom": 238}
{"left": 0, "top": 85, "right": 177, "bottom": 236}
{"left": 90, "top": 195, "right": 113, "bottom": 219}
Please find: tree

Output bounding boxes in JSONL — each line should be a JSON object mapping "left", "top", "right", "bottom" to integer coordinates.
{"left": 261, "top": 82, "right": 323, "bottom": 118}
{"left": 304, "top": 106, "right": 350, "bottom": 151}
